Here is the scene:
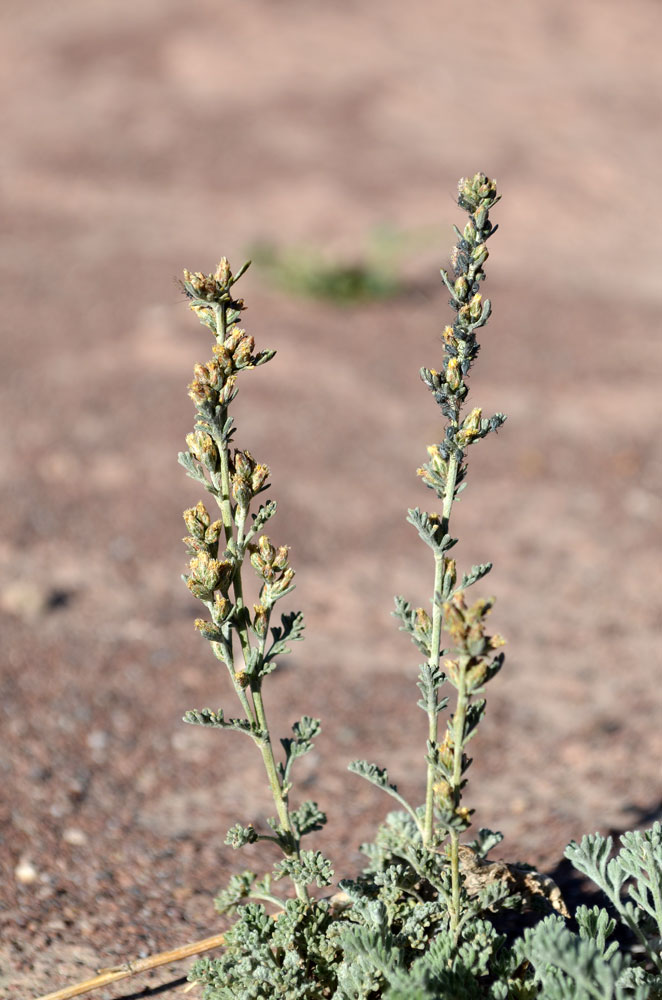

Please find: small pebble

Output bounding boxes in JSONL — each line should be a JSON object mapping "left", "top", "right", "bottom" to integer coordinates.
{"left": 1, "top": 582, "right": 49, "bottom": 622}
{"left": 63, "top": 827, "right": 87, "bottom": 846}
{"left": 87, "top": 730, "right": 108, "bottom": 751}
{"left": 15, "top": 860, "right": 38, "bottom": 885}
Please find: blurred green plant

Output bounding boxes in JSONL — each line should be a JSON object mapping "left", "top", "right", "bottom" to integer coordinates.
{"left": 250, "top": 224, "right": 433, "bottom": 304}
{"left": 177, "top": 177, "right": 662, "bottom": 999}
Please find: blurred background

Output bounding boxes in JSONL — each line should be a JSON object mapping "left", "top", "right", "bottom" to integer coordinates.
{"left": 2, "top": 0, "right": 662, "bottom": 993}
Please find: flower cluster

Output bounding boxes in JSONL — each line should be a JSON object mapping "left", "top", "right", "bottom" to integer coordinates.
{"left": 183, "top": 500, "right": 222, "bottom": 553}
{"left": 230, "top": 449, "right": 270, "bottom": 510}
{"left": 418, "top": 174, "right": 505, "bottom": 499}
{"left": 181, "top": 256, "right": 248, "bottom": 305}
{"left": 431, "top": 592, "right": 505, "bottom": 827}
{"left": 187, "top": 329, "right": 274, "bottom": 414}
{"left": 185, "top": 549, "right": 234, "bottom": 602}
{"left": 249, "top": 535, "right": 295, "bottom": 607}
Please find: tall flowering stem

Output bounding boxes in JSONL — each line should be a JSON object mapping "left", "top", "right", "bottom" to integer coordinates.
{"left": 417, "top": 174, "right": 506, "bottom": 932}
{"left": 350, "top": 173, "right": 507, "bottom": 940}
{"left": 178, "top": 259, "right": 322, "bottom": 904}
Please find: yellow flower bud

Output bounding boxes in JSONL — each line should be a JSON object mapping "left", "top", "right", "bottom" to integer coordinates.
{"left": 469, "top": 293, "right": 482, "bottom": 321}
{"left": 218, "top": 375, "right": 237, "bottom": 406}
{"left": 215, "top": 257, "right": 231, "bottom": 286}
{"left": 252, "top": 604, "right": 268, "bottom": 638}
{"left": 187, "top": 551, "right": 224, "bottom": 598}
{"left": 223, "top": 328, "right": 244, "bottom": 353}
{"left": 272, "top": 545, "right": 289, "bottom": 571}
{"left": 474, "top": 205, "right": 488, "bottom": 230}
{"left": 251, "top": 464, "right": 270, "bottom": 493}
{"left": 415, "top": 607, "right": 431, "bottom": 632}
{"left": 214, "top": 593, "right": 231, "bottom": 620}
{"left": 443, "top": 558, "right": 457, "bottom": 592}
{"left": 454, "top": 276, "right": 469, "bottom": 301}
{"left": 205, "top": 520, "right": 223, "bottom": 545}
{"left": 233, "top": 335, "right": 255, "bottom": 368}
{"left": 183, "top": 501, "right": 210, "bottom": 540}
{"left": 433, "top": 780, "right": 452, "bottom": 803}
{"left": 186, "top": 430, "right": 219, "bottom": 472}
{"left": 446, "top": 357, "right": 461, "bottom": 392}
{"left": 258, "top": 536, "right": 276, "bottom": 564}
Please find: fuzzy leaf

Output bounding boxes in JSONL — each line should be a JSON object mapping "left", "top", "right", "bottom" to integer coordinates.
{"left": 182, "top": 707, "right": 258, "bottom": 737}
{"left": 349, "top": 761, "right": 422, "bottom": 832}
{"left": 266, "top": 610, "right": 305, "bottom": 662}
{"left": 520, "top": 914, "right": 643, "bottom": 1000}
{"left": 290, "top": 800, "right": 327, "bottom": 837}
{"left": 177, "top": 450, "right": 213, "bottom": 491}
{"left": 460, "top": 562, "right": 492, "bottom": 590}
{"left": 393, "top": 596, "right": 429, "bottom": 655}
{"left": 349, "top": 760, "right": 398, "bottom": 794}
{"left": 459, "top": 699, "right": 486, "bottom": 742}
{"left": 417, "top": 663, "right": 448, "bottom": 716}
{"left": 225, "top": 823, "right": 259, "bottom": 849}
{"left": 251, "top": 499, "right": 278, "bottom": 534}
{"left": 406, "top": 508, "right": 457, "bottom": 553}
{"left": 213, "top": 870, "right": 258, "bottom": 914}
{"left": 273, "top": 850, "right": 334, "bottom": 888}
{"left": 466, "top": 828, "right": 504, "bottom": 859}
{"left": 281, "top": 715, "right": 321, "bottom": 777}
{"left": 576, "top": 904, "right": 618, "bottom": 958}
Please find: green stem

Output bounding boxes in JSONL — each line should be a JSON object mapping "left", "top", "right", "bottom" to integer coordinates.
{"left": 253, "top": 604, "right": 309, "bottom": 899}
{"left": 438, "top": 449, "right": 464, "bottom": 937}
{"left": 215, "top": 639, "right": 255, "bottom": 725}
{"left": 252, "top": 685, "right": 308, "bottom": 903}
{"left": 249, "top": 890, "right": 288, "bottom": 910}
{"left": 609, "top": 882, "right": 662, "bottom": 974}
{"left": 424, "top": 450, "right": 459, "bottom": 849}
{"left": 449, "top": 660, "right": 468, "bottom": 940}
{"left": 424, "top": 552, "right": 445, "bottom": 848}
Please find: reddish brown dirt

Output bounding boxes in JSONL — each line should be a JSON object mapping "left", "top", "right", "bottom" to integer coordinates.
{"left": 2, "top": 1, "right": 662, "bottom": 996}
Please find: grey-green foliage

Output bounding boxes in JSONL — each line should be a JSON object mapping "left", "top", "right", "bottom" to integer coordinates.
{"left": 191, "top": 900, "right": 340, "bottom": 1000}
{"left": 519, "top": 915, "right": 647, "bottom": 1000}
{"left": 511, "top": 826, "right": 662, "bottom": 999}
{"left": 181, "top": 180, "right": 662, "bottom": 999}
{"left": 566, "top": 826, "right": 662, "bottom": 962}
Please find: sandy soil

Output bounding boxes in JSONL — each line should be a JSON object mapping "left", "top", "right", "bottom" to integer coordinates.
{"left": 2, "top": 0, "right": 662, "bottom": 995}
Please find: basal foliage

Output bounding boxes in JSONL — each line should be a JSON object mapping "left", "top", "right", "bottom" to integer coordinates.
{"left": 178, "top": 177, "right": 662, "bottom": 998}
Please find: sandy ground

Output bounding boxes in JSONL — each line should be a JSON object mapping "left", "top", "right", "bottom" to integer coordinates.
{"left": 2, "top": 0, "right": 662, "bottom": 995}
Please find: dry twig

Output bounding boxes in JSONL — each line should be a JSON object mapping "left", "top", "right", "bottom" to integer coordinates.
{"left": 33, "top": 932, "right": 225, "bottom": 1000}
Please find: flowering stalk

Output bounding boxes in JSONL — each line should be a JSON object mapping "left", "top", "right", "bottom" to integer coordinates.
{"left": 353, "top": 174, "right": 506, "bottom": 940}
{"left": 178, "top": 259, "right": 323, "bottom": 904}
{"left": 415, "top": 173, "right": 506, "bottom": 934}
